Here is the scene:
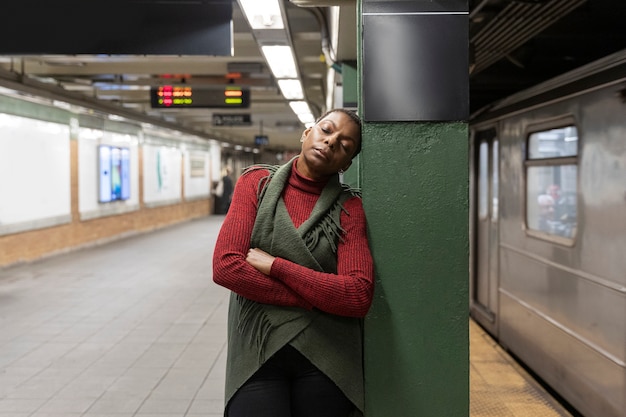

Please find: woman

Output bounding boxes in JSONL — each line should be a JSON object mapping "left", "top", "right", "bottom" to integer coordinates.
{"left": 213, "top": 109, "right": 374, "bottom": 417}
{"left": 212, "top": 108, "right": 374, "bottom": 417}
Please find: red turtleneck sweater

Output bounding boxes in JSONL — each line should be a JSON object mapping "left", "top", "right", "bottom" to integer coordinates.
{"left": 212, "top": 160, "right": 374, "bottom": 318}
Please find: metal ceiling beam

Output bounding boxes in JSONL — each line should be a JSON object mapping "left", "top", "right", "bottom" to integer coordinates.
{"left": 0, "top": 67, "right": 245, "bottom": 144}
{"left": 471, "top": 0, "right": 586, "bottom": 74}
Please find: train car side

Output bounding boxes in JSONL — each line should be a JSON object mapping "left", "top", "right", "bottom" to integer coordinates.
{"left": 470, "top": 50, "right": 626, "bottom": 417}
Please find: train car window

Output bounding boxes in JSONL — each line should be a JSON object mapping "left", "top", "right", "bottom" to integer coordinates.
{"left": 478, "top": 142, "right": 489, "bottom": 219}
{"left": 528, "top": 126, "right": 578, "bottom": 159}
{"left": 492, "top": 140, "right": 499, "bottom": 221}
{"left": 526, "top": 126, "right": 578, "bottom": 240}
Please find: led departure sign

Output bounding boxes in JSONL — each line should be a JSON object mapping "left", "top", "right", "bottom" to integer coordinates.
{"left": 150, "top": 85, "right": 250, "bottom": 108}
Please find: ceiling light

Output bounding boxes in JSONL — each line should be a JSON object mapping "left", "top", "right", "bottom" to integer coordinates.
{"left": 238, "top": 0, "right": 313, "bottom": 128}
{"left": 277, "top": 79, "right": 304, "bottom": 99}
{"left": 298, "top": 114, "right": 315, "bottom": 126}
{"left": 289, "top": 101, "right": 315, "bottom": 125}
{"left": 289, "top": 100, "right": 311, "bottom": 114}
{"left": 238, "top": 0, "right": 284, "bottom": 29}
{"left": 52, "top": 100, "right": 72, "bottom": 110}
{"left": 62, "top": 84, "right": 95, "bottom": 92}
{"left": 261, "top": 45, "right": 298, "bottom": 79}
{"left": 92, "top": 84, "right": 150, "bottom": 91}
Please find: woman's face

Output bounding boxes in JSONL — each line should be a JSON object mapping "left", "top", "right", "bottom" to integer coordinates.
{"left": 297, "top": 111, "right": 361, "bottom": 180}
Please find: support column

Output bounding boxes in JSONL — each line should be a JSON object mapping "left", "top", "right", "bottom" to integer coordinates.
{"left": 357, "top": 1, "right": 469, "bottom": 416}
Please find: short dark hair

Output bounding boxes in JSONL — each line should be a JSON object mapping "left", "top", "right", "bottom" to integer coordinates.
{"left": 315, "top": 108, "right": 363, "bottom": 157}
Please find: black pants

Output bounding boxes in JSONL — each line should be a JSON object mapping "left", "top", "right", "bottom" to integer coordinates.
{"left": 227, "top": 345, "right": 354, "bottom": 417}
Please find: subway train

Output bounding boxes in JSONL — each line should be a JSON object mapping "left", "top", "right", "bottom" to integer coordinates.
{"left": 469, "top": 49, "right": 626, "bottom": 417}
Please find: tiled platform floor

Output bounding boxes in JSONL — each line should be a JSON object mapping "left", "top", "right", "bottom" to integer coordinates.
{"left": 0, "top": 216, "right": 575, "bottom": 416}
{"left": 0, "top": 217, "right": 230, "bottom": 417}
{"left": 470, "top": 320, "right": 573, "bottom": 417}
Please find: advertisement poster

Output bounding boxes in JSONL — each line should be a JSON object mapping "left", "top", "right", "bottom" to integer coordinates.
{"left": 98, "top": 145, "right": 112, "bottom": 203}
{"left": 99, "top": 145, "right": 130, "bottom": 203}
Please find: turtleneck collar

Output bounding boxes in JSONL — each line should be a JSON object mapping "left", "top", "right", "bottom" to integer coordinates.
{"left": 290, "top": 157, "right": 330, "bottom": 195}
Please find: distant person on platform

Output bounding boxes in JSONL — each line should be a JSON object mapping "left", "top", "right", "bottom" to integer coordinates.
{"left": 213, "top": 167, "right": 234, "bottom": 214}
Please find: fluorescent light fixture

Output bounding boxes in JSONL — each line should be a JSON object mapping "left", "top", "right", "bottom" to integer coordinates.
{"left": 52, "top": 100, "right": 72, "bottom": 110}
{"left": 238, "top": 0, "right": 284, "bottom": 29}
{"left": 240, "top": 0, "right": 315, "bottom": 128}
{"left": 289, "top": 101, "right": 315, "bottom": 125}
{"left": 289, "top": 101, "right": 311, "bottom": 114}
{"left": 298, "top": 114, "right": 316, "bottom": 126}
{"left": 62, "top": 84, "right": 95, "bottom": 92}
{"left": 261, "top": 45, "right": 298, "bottom": 78}
{"left": 277, "top": 79, "right": 304, "bottom": 99}
{"left": 92, "top": 83, "right": 150, "bottom": 91}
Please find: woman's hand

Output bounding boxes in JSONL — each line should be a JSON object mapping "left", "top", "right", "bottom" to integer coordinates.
{"left": 246, "top": 248, "right": 276, "bottom": 276}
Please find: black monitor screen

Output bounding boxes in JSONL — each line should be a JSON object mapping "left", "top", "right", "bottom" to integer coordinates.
{"left": 1, "top": 1, "right": 233, "bottom": 55}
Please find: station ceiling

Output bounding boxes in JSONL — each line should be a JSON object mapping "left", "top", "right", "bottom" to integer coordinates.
{"left": 0, "top": 0, "right": 624, "bottom": 153}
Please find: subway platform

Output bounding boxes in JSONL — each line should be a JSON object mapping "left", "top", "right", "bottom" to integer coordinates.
{"left": 0, "top": 216, "right": 574, "bottom": 417}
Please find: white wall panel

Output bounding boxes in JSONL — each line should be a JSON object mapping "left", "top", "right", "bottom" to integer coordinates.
{"left": 184, "top": 150, "right": 211, "bottom": 199}
{"left": 0, "top": 113, "right": 70, "bottom": 234}
{"left": 143, "top": 144, "right": 182, "bottom": 206}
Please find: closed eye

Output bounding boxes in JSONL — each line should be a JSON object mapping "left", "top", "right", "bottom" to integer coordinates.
{"left": 340, "top": 140, "right": 354, "bottom": 153}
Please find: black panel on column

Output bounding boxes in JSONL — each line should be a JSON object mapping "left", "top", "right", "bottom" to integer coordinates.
{"left": 363, "top": 1, "right": 469, "bottom": 122}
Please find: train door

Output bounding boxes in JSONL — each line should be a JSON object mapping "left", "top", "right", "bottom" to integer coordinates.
{"left": 470, "top": 128, "right": 499, "bottom": 336}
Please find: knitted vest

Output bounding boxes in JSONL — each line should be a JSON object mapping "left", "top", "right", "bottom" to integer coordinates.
{"left": 224, "top": 157, "right": 365, "bottom": 416}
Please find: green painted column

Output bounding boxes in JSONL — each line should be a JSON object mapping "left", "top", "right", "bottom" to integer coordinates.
{"left": 341, "top": 60, "right": 359, "bottom": 188}
{"left": 356, "top": 2, "right": 470, "bottom": 416}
